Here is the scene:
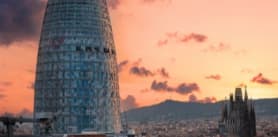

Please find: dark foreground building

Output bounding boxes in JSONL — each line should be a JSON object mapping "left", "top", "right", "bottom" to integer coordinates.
{"left": 219, "top": 87, "right": 256, "bottom": 137}
{"left": 34, "top": 0, "right": 122, "bottom": 135}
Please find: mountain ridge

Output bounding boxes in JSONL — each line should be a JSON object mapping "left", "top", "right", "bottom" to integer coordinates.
{"left": 124, "top": 98, "right": 278, "bottom": 122}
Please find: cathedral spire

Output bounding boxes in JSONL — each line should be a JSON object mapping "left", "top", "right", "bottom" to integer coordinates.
{"left": 235, "top": 88, "right": 243, "bottom": 101}
{"left": 229, "top": 93, "right": 234, "bottom": 110}
{"left": 221, "top": 98, "right": 228, "bottom": 122}
{"left": 244, "top": 85, "right": 248, "bottom": 102}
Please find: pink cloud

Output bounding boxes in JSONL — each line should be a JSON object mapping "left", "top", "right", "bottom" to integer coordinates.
{"left": 251, "top": 73, "right": 277, "bottom": 85}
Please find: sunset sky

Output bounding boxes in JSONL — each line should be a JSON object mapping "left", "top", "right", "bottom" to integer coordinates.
{"left": 0, "top": 0, "right": 278, "bottom": 114}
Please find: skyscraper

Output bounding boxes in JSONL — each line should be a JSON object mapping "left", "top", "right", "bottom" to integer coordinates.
{"left": 34, "top": 0, "right": 121, "bottom": 135}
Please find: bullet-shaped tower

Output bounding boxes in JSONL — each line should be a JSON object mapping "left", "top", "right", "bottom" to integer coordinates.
{"left": 34, "top": 0, "right": 121, "bottom": 135}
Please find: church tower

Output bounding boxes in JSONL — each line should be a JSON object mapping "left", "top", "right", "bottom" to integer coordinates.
{"left": 219, "top": 87, "right": 257, "bottom": 137}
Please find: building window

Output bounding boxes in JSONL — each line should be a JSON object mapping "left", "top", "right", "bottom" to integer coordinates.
{"left": 76, "top": 46, "right": 82, "bottom": 51}
{"left": 85, "top": 47, "right": 92, "bottom": 52}
{"left": 94, "top": 47, "right": 99, "bottom": 52}
{"left": 111, "top": 49, "right": 115, "bottom": 55}
{"left": 104, "top": 48, "right": 110, "bottom": 53}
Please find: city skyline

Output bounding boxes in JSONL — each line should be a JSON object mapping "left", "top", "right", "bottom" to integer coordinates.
{"left": 1, "top": 0, "right": 278, "bottom": 115}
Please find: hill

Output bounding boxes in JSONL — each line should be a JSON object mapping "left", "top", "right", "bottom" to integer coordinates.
{"left": 124, "top": 98, "right": 278, "bottom": 122}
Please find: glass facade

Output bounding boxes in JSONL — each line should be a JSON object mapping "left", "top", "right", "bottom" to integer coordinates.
{"left": 34, "top": 0, "right": 121, "bottom": 134}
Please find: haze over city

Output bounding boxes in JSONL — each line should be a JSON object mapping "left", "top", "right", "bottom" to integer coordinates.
{"left": 1, "top": 0, "right": 278, "bottom": 115}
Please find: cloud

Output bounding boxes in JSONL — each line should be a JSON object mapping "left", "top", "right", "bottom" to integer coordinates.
{"left": 180, "top": 33, "right": 207, "bottom": 43}
{"left": 188, "top": 94, "right": 217, "bottom": 103}
{"left": 0, "top": 0, "right": 127, "bottom": 45}
{"left": 0, "top": 0, "right": 46, "bottom": 46}
{"left": 175, "top": 83, "right": 200, "bottom": 95}
{"left": 121, "top": 95, "right": 139, "bottom": 111}
{"left": 0, "top": 81, "right": 12, "bottom": 87}
{"left": 241, "top": 68, "right": 253, "bottom": 74}
{"left": 0, "top": 94, "right": 6, "bottom": 100}
{"left": 157, "top": 32, "right": 207, "bottom": 46}
{"left": 126, "top": 59, "right": 170, "bottom": 78}
{"left": 188, "top": 94, "right": 198, "bottom": 102}
{"left": 107, "top": 0, "right": 172, "bottom": 10}
{"left": 251, "top": 73, "right": 277, "bottom": 85}
{"left": 199, "top": 97, "right": 217, "bottom": 103}
{"left": 166, "top": 32, "right": 178, "bottom": 38}
{"left": 237, "top": 83, "right": 246, "bottom": 88}
{"left": 142, "top": 0, "right": 172, "bottom": 4}
{"left": 132, "top": 58, "right": 143, "bottom": 66}
{"left": 0, "top": 81, "right": 12, "bottom": 94}
{"left": 27, "top": 82, "right": 35, "bottom": 90}
{"left": 118, "top": 60, "right": 129, "bottom": 73}
{"left": 157, "top": 39, "right": 168, "bottom": 47}
{"left": 130, "top": 66, "right": 155, "bottom": 77}
{"left": 151, "top": 80, "right": 200, "bottom": 95}
{"left": 151, "top": 80, "right": 174, "bottom": 91}
{"left": 202, "top": 43, "right": 230, "bottom": 53}
{"left": 0, "top": 91, "right": 7, "bottom": 100}
{"left": 205, "top": 74, "right": 222, "bottom": 80}
{"left": 140, "top": 88, "right": 150, "bottom": 93}
{"left": 158, "top": 32, "right": 243, "bottom": 56}
{"left": 157, "top": 68, "right": 170, "bottom": 78}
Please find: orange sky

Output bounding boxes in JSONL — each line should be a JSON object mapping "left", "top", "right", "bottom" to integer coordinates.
{"left": 1, "top": 0, "right": 278, "bottom": 114}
